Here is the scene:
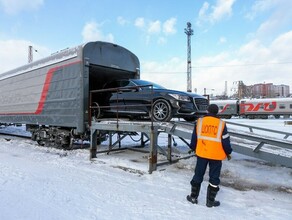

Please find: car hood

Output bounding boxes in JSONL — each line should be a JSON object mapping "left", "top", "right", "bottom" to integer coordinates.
{"left": 154, "top": 88, "right": 206, "bottom": 99}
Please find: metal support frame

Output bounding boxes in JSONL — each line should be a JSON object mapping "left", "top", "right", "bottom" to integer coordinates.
{"left": 90, "top": 129, "right": 98, "bottom": 159}
{"left": 89, "top": 120, "right": 195, "bottom": 173}
{"left": 253, "top": 142, "right": 265, "bottom": 153}
{"left": 90, "top": 121, "right": 160, "bottom": 173}
{"left": 148, "top": 127, "right": 158, "bottom": 173}
{"left": 90, "top": 120, "right": 292, "bottom": 173}
{"left": 167, "top": 134, "right": 172, "bottom": 162}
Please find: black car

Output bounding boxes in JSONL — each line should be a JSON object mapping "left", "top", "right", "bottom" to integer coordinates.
{"left": 97, "top": 79, "right": 208, "bottom": 122}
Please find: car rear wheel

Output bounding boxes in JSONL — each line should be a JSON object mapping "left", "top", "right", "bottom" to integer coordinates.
{"left": 151, "top": 99, "right": 172, "bottom": 122}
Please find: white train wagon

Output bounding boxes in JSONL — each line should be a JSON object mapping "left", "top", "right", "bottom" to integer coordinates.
{"left": 239, "top": 98, "right": 292, "bottom": 119}
{"left": 209, "top": 99, "right": 239, "bottom": 119}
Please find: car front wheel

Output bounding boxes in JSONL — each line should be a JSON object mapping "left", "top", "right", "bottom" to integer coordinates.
{"left": 151, "top": 99, "right": 172, "bottom": 122}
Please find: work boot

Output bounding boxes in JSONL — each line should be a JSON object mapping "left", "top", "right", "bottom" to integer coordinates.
{"left": 206, "top": 184, "right": 220, "bottom": 207}
{"left": 186, "top": 183, "right": 201, "bottom": 204}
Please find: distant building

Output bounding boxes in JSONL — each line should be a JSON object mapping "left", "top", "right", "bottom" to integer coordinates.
{"left": 274, "top": 84, "right": 290, "bottom": 97}
{"left": 247, "top": 83, "right": 290, "bottom": 98}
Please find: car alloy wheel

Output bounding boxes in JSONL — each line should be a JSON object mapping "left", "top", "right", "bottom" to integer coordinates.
{"left": 151, "top": 99, "right": 172, "bottom": 122}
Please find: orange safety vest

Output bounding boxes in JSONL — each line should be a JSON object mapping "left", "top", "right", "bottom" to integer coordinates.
{"left": 196, "top": 116, "right": 227, "bottom": 160}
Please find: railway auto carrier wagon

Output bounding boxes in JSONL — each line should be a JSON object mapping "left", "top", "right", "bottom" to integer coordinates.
{"left": 0, "top": 41, "right": 140, "bottom": 147}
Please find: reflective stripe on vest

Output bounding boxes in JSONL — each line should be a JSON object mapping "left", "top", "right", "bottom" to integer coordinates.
{"left": 197, "top": 118, "right": 224, "bottom": 142}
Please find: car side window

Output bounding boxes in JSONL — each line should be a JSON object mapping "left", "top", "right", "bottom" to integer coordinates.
{"left": 120, "top": 80, "right": 135, "bottom": 87}
{"left": 279, "top": 104, "right": 285, "bottom": 109}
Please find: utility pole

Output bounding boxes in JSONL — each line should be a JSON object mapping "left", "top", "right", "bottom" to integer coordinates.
{"left": 184, "top": 22, "right": 193, "bottom": 92}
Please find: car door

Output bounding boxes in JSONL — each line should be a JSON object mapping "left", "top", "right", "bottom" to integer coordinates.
{"left": 120, "top": 80, "right": 152, "bottom": 114}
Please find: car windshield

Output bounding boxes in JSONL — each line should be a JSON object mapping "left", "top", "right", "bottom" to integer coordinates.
{"left": 132, "top": 80, "right": 166, "bottom": 89}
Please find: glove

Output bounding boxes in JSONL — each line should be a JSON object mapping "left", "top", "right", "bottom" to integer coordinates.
{"left": 227, "top": 154, "right": 231, "bottom": 160}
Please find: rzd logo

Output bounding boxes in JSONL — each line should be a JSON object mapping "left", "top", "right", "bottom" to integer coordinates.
{"left": 201, "top": 125, "right": 218, "bottom": 135}
{"left": 240, "top": 101, "right": 277, "bottom": 113}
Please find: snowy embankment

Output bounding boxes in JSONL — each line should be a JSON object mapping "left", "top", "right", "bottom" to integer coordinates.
{"left": 0, "top": 119, "right": 292, "bottom": 220}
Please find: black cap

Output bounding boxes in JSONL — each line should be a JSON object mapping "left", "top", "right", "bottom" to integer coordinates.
{"left": 208, "top": 104, "right": 219, "bottom": 115}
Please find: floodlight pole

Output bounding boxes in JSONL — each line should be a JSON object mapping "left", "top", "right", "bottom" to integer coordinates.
{"left": 185, "top": 22, "right": 193, "bottom": 92}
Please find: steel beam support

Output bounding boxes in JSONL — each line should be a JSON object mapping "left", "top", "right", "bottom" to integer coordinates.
{"left": 90, "top": 129, "right": 97, "bottom": 159}
{"left": 232, "top": 143, "right": 292, "bottom": 168}
{"left": 167, "top": 134, "right": 172, "bottom": 162}
{"left": 148, "top": 127, "right": 158, "bottom": 173}
{"left": 253, "top": 142, "right": 265, "bottom": 153}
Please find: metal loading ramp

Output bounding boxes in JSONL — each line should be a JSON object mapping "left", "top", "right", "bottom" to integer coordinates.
{"left": 90, "top": 120, "right": 292, "bottom": 173}
{"left": 226, "top": 121, "right": 292, "bottom": 169}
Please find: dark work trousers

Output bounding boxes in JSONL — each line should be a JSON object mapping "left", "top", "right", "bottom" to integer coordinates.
{"left": 190, "top": 156, "right": 222, "bottom": 186}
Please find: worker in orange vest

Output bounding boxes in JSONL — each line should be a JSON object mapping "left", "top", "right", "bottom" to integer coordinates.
{"left": 187, "top": 104, "right": 232, "bottom": 207}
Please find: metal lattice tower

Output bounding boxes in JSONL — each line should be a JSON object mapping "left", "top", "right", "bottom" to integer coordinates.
{"left": 184, "top": 22, "right": 193, "bottom": 92}
{"left": 28, "top": 45, "right": 33, "bottom": 63}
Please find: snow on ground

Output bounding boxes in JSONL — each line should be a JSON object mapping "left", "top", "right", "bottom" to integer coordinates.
{"left": 0, "top": 119, "right": 292, "bottom": 220}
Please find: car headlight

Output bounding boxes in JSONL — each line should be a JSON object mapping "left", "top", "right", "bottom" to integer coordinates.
{"left": 169, "top": 94, "right": 191, "bottom": 102}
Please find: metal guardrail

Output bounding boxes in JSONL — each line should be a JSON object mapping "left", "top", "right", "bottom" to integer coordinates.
{"left": 162, "top": 122, "right": 292, "bottom": 168}
{"left": 225, "top": 121, "right": 292, "bottom": 168}
{"left": 226, "top": 121, "right": 292, "bottom": 139}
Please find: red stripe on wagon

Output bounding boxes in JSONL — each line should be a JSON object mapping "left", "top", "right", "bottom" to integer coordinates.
{"left": 0, "top": 61, "right": 81, "bottom": 115}
{"left": 34, "top": 61, "right": 81, "bottom": 114}
{"left": 34, "top": 67, "right": 57, "bottom": 114}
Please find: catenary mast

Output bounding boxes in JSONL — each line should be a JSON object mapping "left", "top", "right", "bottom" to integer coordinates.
{"left": 184, "top": 22, "right": 193, "bottom": 92}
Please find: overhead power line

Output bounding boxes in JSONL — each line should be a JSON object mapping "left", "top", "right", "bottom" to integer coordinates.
{"left": 142, "top": 61, "right": 292, "bottom": 75}
{"left": 191, "top": 61, "right": 292, "bottom": 68}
